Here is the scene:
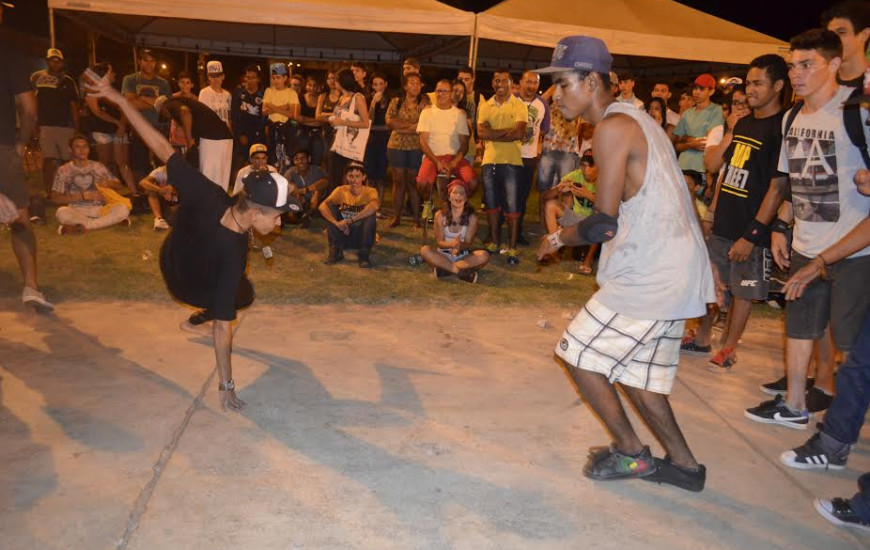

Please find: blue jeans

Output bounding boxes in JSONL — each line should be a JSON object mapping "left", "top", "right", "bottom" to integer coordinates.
{"left": 481, "top": 163, "right": 522, "bottom": 215}
{"left": 537, "top": 150, "right": 579, "bottom": 191}
{"left": 816, "top": 312, "right": 870, "bottom": 519}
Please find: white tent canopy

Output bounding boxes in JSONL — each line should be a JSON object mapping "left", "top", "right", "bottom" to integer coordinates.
{"left": 476, "top": 0, "right": 788, "bottom": 65}
{"left": 48, "top": 0, "right": 475, "bottom": 63}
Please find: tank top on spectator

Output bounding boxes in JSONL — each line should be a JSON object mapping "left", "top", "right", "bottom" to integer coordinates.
{"left": 519, "top": 95, "right": 550, "bottom": 159}
{"left": 263, "top": 87, "right": 299, "bottom": 124}
{"left": 443, "top": 221, "right": 468, "bottom": 242}
{"left": 31, "top": 70, "right": 79, "bottom": 128}
{"left": 370, "top": 100, "right": 389, "bottom": 131}
{"left": 83, "top": 99, "right": 121, "bottom": 135}
{"left": 321, "top": 92, "right": 339, "bottom": 115}
{"left": 594, "top": 102, "right": 714, "bottom": 320}
{"left": 300, "top": 95, "right": 318, "bottom": 119}
{"left": 165, "top": 97, "right": 232, "bottom": 141}
{"left": 712, "top": 111, "right": 784, "bottom": 245}
{"left": 778, "top": 85, "right": 870, "bottom": 258}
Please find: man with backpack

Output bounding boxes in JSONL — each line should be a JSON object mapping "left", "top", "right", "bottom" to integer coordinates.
{"left": 744, "top": 29, "right": 870, "bottom": 429}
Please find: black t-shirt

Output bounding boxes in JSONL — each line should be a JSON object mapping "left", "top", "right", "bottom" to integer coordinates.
{"left": 160, "top": 153, "right": 248, "bottom": 321}
{"left": 31, "top": 70, "right": 78, "bottom": 128}
{"left": 231, "top": 87, "right": 264, "bottom": 136}
{"left": 0, "top": 38, "right": 32, "bottom": 147}
{"left": 166, "top": 97, "right": 232, "bottom": 141}
{"left": 713, "top": 110, "right": 785, "bottom": 245}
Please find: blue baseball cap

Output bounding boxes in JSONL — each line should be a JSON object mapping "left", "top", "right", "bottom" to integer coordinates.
{"left": 270, "top": 62, "right": 288, "bottom": 76}
{"left": 535, "top": 36, "right": 612, "bottom": 75}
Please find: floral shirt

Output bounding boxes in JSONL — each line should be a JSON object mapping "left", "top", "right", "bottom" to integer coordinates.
{"left": 386, "top": 97, "right": 424, "bottom": 151}
{"left": 542, "top": 101, "right": 580, "bottom": 153}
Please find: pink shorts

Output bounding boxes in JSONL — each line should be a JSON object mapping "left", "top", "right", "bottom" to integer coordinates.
{"left": 417, "top": 155, "right": 475, "bottom": 187}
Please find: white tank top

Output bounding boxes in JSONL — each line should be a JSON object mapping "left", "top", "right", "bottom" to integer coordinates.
{"left": 593, "top": 102, "right": 715, "bottom": 321}
{"left": 443, "top": 223, "right": 468, "bottom": 242}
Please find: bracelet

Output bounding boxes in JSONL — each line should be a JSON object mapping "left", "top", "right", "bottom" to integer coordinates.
{"left": 218, "top": 379, "right": 235, "bottom": 391}
{"left": 770, "top": 218, "right": 790, "bottom": 235}
{"left": 812, "top": 256, "right": 828, "bottom": 281}
{"left": 546, "top": 230, "right": 565, "bottom": 249}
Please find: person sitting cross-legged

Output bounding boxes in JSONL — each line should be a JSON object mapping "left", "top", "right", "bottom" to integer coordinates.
{"left": 318, "top": 162, "right": 379, "bottom": 268}
{"left": 52, "top": 134, "right": 131, "bottom": 234}
{"left": 284, "top": 148, "right": 328, "bottom": 226}
{"left": 420, "top": 180, "right": 490, "bottom": 283}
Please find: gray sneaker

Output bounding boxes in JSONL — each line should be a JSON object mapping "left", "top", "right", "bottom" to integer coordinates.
{"left": 22, "top": 286, "right": 54, "bottom": 313}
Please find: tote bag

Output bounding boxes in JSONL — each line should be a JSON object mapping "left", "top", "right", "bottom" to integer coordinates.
{"left": 330, "top": 93, "right": 371, "bottom": 162}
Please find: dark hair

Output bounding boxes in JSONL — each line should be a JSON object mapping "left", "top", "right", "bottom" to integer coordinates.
{"left": 290, "top": 73, "right": 304, "bottom": 83}
{"left": 68, "top": 133, "right": 90, "bottom": 148}
{"left": 748, "top": 53, "right": 791, "bottom": 107}
{"left": 370, "top": 72, "right": 390, "bottom": 106}
{"left": 335, "top": 68, "right": 362, "bottom": 94}
{"left": 566, "top": 69, "right": 612, "bottom": 93}
{"left": 293, "top": 148, "right": 311, "bottom": 158}
{"left": 344, "top": 161, "right": 366, "bottom": 177}
{"left": 177, "top": 70, "right": 192, "bottom": 81}
{"left": 458, "top": 65, "right": 475, "bottom": 77}
{"left": 647, "top": 97, "right": 668, "bottom": 130}
{"left": 244, "top": 64, "right": 261, "bottom": 75}
{"left": 727, "top": 85, "right": 746, "bottom": 99}
{"left": 579, "top": 152, "right": 595, "bottom": 167}
{"left": 492, "top": 68, "right": 512, "bottom": 79}
{"left": 397, "top": 72, "right": 424, "bottom": 111}
{"left": 404, "top": 57, "right": 421, "bottom": 70}
{"left": 451, "top": 79, "right": 468, "bottom": 111}
{"left": 680, "top": 87, "right": 694, "bottom": 98}
{"left": 443, "top": 199, "right": 473, "bottom": 227}
{"left": 92, "top": 62, "right": 112, "bottom": 78}
{"left": 652, "top": 81, "right": 670, "bottom": 91}
{"left": 789, "top": 28, "right": 843, "bottom": 61}
{"left": 821, "top": 1, "right": 870, "bottom": 50}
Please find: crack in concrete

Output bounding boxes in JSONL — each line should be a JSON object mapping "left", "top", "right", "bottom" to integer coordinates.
{"left": 115, "top": 367, "right": 217, "bottom": 550}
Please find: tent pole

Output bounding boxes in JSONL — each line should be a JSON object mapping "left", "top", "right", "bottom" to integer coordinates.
{"left": 88, "top": 32, "right": 97, "bottom": 66}
{"left": 468, "top": 13, "right": 479, "bottom": 71}
{"left": 48, "top": 7, "right": 56, "bottom": 48}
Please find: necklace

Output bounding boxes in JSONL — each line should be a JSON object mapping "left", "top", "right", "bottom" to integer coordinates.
{"left": 230, "top": 207, "right": 250, "bottom": 237}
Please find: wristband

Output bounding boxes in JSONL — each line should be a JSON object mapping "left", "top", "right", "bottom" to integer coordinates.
{"left": 547, "top": 230, "right": 565, "bottom": 249}
{"left": 770, "top": 218, "right": 789, "bottom": 235}
{"left": 742, "top": 219, "right": 770, "bottom": 247}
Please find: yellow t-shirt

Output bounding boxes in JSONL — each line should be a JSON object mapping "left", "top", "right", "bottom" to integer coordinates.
{"left": 324, "top": 185, "right": 378, "bottom": 219}
{"left": 263, "top": 86, "right": 299, "bottom": 124}
{"left": 478, "top": 94, "right": 527, "bottom": 166}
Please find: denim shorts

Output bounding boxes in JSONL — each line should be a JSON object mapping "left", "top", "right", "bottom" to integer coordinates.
{"left": 481, "top": 163, "right": 522, "bottom": 216}
{"left": 785, "top": 251, "right": 870, "bottom": 351}
{"left": 537, "top": 150, "right": 579, "bottom": 191}
{"left": 387, "top": 148, "right": 423, "bottom": 172}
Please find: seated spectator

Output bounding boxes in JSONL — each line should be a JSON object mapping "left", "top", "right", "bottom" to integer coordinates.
{"left": 318, "top": 162, "right": 378, "bottom": 268}
{"left": 416, "top": 79, "right": 474, "bottom": 205}
{"left": 420, "top": 180, "right": 489, "bottom": 283}
{"left": 542, "top": 153, "right": 598, "bottom": 274}
{"left": 52, "top": 134, "right": 131, "bottom": 234}
{"left": 284, "top": 148, "right": 328, "bottom": 225}
{"left": 233, "top": 143, "right": 277, "bottom": 196}
{"left": 138, "top": 164, "right": 176, "bottom": 230}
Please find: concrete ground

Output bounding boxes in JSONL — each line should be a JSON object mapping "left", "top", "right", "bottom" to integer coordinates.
{"left": 1, "top": 301, "right": 868, "bottom": 550}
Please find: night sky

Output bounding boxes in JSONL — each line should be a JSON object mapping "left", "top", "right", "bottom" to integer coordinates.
{"left": 5, "top": 0, "right": 848, "bottom": 41}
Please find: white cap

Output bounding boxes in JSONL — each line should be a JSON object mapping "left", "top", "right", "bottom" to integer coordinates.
{"left": 207, "top": 60, "right": 224, "bottom": 75}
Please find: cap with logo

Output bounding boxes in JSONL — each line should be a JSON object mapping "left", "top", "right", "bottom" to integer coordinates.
{"left": 207, "top": 60, "right": 224, "bottom": 75}
{"left": 343, "top": 161, "right": 367, "bottom": 176}
{"left": 270, "top": 62, "right": 288, "bottom": 76}
{"left": 241, "top": 170, "right": 301, "bottom": 213}
{"left": 535, "top": 35, "right": 612, "bottom": 75}
{"left": 694, "top": 74, "right": 717, "bottom": 89}
{"left": 46, "top": 48, "right": 63, "bottom": 60}
{"left": 249, "top": 143, "right": 268, "bottom": 158}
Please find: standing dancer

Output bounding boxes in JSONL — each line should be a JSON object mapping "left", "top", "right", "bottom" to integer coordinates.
{"left": 536, "top": 36, "right": 715, "bottom": 491}
{"left": 83, "top": 69, "right": 300, "bottom": 412}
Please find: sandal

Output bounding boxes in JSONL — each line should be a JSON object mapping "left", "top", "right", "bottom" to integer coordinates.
{"left": 578, "top": 265, "right": 593, "bottom": 275}
{"left": 583, "top": 445, "right": 657, "bottom": 480}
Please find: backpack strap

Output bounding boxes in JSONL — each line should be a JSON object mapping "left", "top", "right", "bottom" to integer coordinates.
{"left": 843, "top": 87, "right": 870, "bottom": 169}
{"left": 783, "top": 100, "right": 803, "bottom": 139}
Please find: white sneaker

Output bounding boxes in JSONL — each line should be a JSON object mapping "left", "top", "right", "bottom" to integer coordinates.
{"left": 22, "top": 286, "right": 54, "bottom": 313}
{"left": 153, "top": 217, "right": 170, "bottom": 231}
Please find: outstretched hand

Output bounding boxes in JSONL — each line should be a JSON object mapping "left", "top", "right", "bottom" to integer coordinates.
{"left": 81, "top": 68, "right": 123, "bottom": 104}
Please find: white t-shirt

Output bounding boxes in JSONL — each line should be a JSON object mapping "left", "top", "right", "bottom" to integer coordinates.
{"left": 232, "top": 164, "right": 277, "bottom": 196}
{"left": 198, "top": 87, "right": 232, "bottom": 126}
{"left": 520, "top": 96, "right": 548, "bottom": 158}
{"left": 148, "top": 166, "right": 168, "bottom": 186}
{"left": 416, "top": 105, "right": 469, "bottom": 157}
{"left": 667, "top": 108, "right": 681, "bottom": 128}
{"left": 616, "top": 94, "right": 644, "bottom": 110}
{"left": 778, "top": 85, "right": 870, "bottom": 258}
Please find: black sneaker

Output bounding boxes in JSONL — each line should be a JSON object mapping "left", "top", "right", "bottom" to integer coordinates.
{"left": 433, "top": 267, "right": 453, "bottom": 279}
{"left": 323, "top": 248, "right": 344, "bottom": 265}
{"left": 806, "top": 386, "right": 834, "bottom": 414}
{"left": 780, "top": 432, "right": 847, "bottom": 471}
{"left": 583, "top": 445, "right": 657, "bottom": 480}
{"left": 679, "top": 338, "right": 711, "bottom": 356}
{"left": 188, "top": 309, "right": 214, "bottom": 326}
{"left": 457, "top": 268, "right": 478, "bottom": 284}
{"left": 358, "top": 250, "right": 372, "bottom": 269}
{"left": 814, "top": 498, "right": 870, "bottom": 533}
{"left": 517, "top": 234, "right": 530, "bottom": 246}
{"left": 642, "top": 456, "right": 706, "bottom": 492}
{"left": 760, "top": 376, "right": 815, "bottom": 396}
{"left": 744, "top": 395, "right": 809, "bottom": 430}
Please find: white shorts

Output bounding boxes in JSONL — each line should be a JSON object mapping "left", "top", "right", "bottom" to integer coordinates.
{"left": 555, "top": 297, "right": 684, "bottom": 395}
{"left": 92, "top": 132, "right": 130, "bottom": 145}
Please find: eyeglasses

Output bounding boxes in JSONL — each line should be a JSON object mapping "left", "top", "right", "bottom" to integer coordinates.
{"left": 731, "top": 100, "right": 748, "bottom": 107}
{"left": 435, "top": 89, "right": 451, "bottom": 94}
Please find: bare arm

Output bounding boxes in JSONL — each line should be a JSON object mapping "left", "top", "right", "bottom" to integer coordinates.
{"left": 84, "top": 69, "right": 175, "bottom": 164}
{"left": 705, "top": 130, "right": 733, "bottom": 174}
{"left": 418, "top": 131, "right": 438, "bottom": 162}
{"left": 15, "top": 91, "right": 37, "bottom": 154}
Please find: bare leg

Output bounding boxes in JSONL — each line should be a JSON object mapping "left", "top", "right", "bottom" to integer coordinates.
{"left": 506, "top": 216, "right": 519, "bottom": 250}
{"left": 115, "top": 141, "right": 137, "bottom": 193}
{"left": 454, "top": 250, "right": 490, "bottom": 271}
{"left": 43, "top": 159, "right": 59, "bottom": 196}
{"left": 692, "top": 304, "right": 718, "bottom": 347}
{"left": 721, "top": 296, "right": 752, "bottom": 350}
{"left": 813, "top": 325, "right": 836, "bottom": 394}
{"left": 146, "top": 191, "right": 163, "bottom": 219}
{"left": 563, "top": 361, "right": 644, "bottom": 455}
{"left": 420, "top": 245, "right": 459, "bottom": 274}
{"left": 621, "top": 385, "right": 699, "bottom": 469}
{"left": 405, "top": 170, "right": 421, "bottom": 227}
{"left": 582, "top": 243, "right": 599, "bottom": 271}
{"left": 390, "top": 167, "right": 406, "bottom": 226}
{"left": 486, "top": 210, "right": 500, "bottom": 246}
{"left": 785, "top": 337, "right": 814, "bottom": 410}
{"left": 11, "top": 209, "right": 38, "bottom": 289}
